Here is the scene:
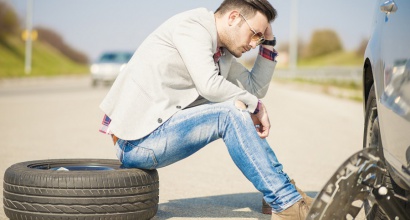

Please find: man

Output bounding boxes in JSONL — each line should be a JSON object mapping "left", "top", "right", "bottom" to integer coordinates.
{"left": 100, "top": 0, "right": 311, "bottom": 219}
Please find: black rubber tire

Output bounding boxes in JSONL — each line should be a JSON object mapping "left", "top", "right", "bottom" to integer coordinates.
{"left": 363, "top": 85, "right": 389, "bottom": 220}
{"left": 363, "top": 85, "right": 384, "bottom": 158}
{"left": 3, "top": 159, "right": 159, "bottom": 220}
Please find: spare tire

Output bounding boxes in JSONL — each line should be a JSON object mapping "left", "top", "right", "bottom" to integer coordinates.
{"left": 3, "top": 159, "right": 159, "bottom": 220}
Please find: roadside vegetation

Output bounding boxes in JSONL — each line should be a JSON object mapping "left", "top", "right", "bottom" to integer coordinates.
{"left": 275, "top": 29, "right": 366, "bottom": 68}
{"left": 0, "top": 2, "right": 88, "bottom": 78}
{"left": 298, "top": 50, "right": 363, "bottom": 67}
{"left": 1, "top": 1, "right": 364, "bottom": 103}
{"left": 0, "top": 36, "right": 88, "bottom": 78}
{"left": 273, "top": 29, "right": 366, "bottom": 102}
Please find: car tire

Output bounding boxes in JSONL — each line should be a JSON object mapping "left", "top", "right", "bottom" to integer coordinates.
{"left": 363, "top": 84, "right": 389, "bottom": 220}
{"left": 363, "top": 85, "right": 384, "bottom": 158}
{"left": 3, "top": 159, "right": 159, "bottom": 220}
{"left": 363, "top": 85, "right": 396, "bottom": 220}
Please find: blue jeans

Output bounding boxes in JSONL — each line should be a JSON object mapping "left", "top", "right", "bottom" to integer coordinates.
{"left": 115, "top": 101, "right": 301, "bottom": 212}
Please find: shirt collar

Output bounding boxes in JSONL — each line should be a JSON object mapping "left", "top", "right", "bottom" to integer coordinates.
{"left": 213, "top": 47, "right": 225, "bottom": 63}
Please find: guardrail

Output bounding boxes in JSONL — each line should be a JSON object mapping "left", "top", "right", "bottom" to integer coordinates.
{"left": 274, "top": 67, "right": 362, "bottom": 83}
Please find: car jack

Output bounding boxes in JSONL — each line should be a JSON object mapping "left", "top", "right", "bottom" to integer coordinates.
{"left": 306, "top": 148, "right": 410, "bottom": 219}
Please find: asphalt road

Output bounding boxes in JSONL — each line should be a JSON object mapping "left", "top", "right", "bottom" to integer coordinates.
{"left": 0, "top": 75, "right": 363, "bottom": 220}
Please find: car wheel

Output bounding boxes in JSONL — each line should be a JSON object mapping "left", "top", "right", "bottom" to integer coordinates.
{"left": 3, "top": 159, "right": 159, "bottom": 220}
{"left": 364, "top": 85, "right": 383, "bottom": 157}
{"left": 305, "top": 148, "right": 382, "bottom": 219}
{"left": 363, "top": 85, "right": 389, "bottom": 220}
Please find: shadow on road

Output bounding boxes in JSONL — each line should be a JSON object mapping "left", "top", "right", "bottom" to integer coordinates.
{"left": 154, "top": 191, "right": 318, "bottom": 219}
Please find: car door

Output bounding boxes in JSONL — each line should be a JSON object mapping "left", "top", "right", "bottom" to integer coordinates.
{"left": 377, "top": 0, "right": 410, "bottom": 180}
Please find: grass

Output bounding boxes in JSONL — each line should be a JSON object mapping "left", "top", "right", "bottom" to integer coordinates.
{"left": 0, "top": 36, "right": 88, "bottom": 78}
{"left": 274, "top": 50, "right": 364, "bottom": 102}
{"left": 298, "top": 50, "right": 363, "bottom": 67}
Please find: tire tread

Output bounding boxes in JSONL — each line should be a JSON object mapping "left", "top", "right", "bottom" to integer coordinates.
{"left": 3, "top": 159, "right": 159, "bottom": 220}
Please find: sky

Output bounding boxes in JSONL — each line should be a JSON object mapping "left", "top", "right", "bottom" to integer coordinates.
{"left": 7, "top": 0, "right": 378, "bottom": 61}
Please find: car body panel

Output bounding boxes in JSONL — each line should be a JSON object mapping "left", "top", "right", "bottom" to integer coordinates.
{"left": 364, "top": 0, "right": 410, "bottom": 188}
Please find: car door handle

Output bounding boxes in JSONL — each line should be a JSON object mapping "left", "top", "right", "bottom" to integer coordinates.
{"left": 380, "top": 0, "right": 398, "bottom": 14}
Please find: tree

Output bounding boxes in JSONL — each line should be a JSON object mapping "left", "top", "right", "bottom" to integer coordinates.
{"left": 0, "top": 2, "right": 20, "bottom": 38}
{"left": 36, "top": 27, "right": 89, "bottom": 64}
{"left": 356, "top": 38, "right": 368, "bottom": 57}
{"left": 306, "top": 29, "right": 343, "bottom": 58}
{"left": 277, "top": 39, "right": 307, "bottom": 59}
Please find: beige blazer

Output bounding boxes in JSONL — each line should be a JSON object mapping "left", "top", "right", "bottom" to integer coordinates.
{"left": 100, "top": 8, "right": 276, "bottom": 140}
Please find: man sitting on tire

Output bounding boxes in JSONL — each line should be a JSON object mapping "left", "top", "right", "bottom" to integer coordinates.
{"left": 99, "top": 0, "right": 312, "bottom": 219}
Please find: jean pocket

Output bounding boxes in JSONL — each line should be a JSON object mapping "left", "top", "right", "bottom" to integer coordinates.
{"left": 122, "top": 141, "right": 158, "bottom": 169}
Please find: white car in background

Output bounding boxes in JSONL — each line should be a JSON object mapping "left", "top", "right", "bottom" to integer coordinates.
{"left": 90, "top": 51, "right": 133, "bottom": 86}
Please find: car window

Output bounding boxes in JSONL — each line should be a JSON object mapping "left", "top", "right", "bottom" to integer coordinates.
{"left": 98, "top": 52, "right": 133, "bottom": 63}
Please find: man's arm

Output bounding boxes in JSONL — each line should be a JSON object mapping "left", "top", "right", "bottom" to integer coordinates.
{"left": 172, "top": 16, "right": 259, "bottom": 113}
{"left": 234, "top": 25, "right": 277, "bottom": 138}
{"left": 226, "top": 23, "right": 277, "bottom": 99}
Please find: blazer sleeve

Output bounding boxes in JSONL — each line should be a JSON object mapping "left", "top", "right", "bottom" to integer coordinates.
{"left": 226, "top": 53, "right": 276, "bottom": 99}
{"left": 172, "top": 17, "right": 258, "bottom": 112}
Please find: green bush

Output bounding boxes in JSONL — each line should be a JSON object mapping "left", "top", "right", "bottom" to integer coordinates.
{"left": 306, "top": 29, "right": 343, "bottom": 58}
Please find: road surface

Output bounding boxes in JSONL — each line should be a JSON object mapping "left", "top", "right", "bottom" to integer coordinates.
{"left": 0, "top": 75, "right": 363, "bottom": 219}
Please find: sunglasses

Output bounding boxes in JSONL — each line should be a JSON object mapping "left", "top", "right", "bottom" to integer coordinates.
{"left": 239, "top": 13, "right": 265, "bottom": 45}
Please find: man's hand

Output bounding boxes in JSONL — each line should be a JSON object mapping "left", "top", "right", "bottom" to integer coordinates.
{"left": 235, "top": 100, "right": 271, "bottom": 139}
{"left": 251, "top": 102, "right": 270, "bottom": 138}
{"left": 264, "top": 24, "right": 274, "bottom": 41}
{"left": 262, "top": 24, "right": 275, "bottom": 51}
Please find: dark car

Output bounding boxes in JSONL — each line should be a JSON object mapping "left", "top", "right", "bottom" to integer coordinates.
{"left": 90, "top": 51, "right": 133, "bottom": 86}
{"left": 363, "top": 0, "right": 410, "bottom": 217}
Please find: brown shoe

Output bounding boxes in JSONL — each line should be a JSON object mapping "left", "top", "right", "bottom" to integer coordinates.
{"left": 271, "top": 199, "right": 309, "bottom": 220}
{"left": 262, "top": 179, "right": 314, "bottom": 215}
{"left": 262, "top": 198, "right": 272, "bottom": 214}
{"left": 290, "top": 179, "right": 314, "bottom": 207}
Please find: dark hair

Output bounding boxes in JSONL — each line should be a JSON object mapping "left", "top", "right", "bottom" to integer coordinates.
{"left": 215, "top": 0, "right": 277, "bottom": 22}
